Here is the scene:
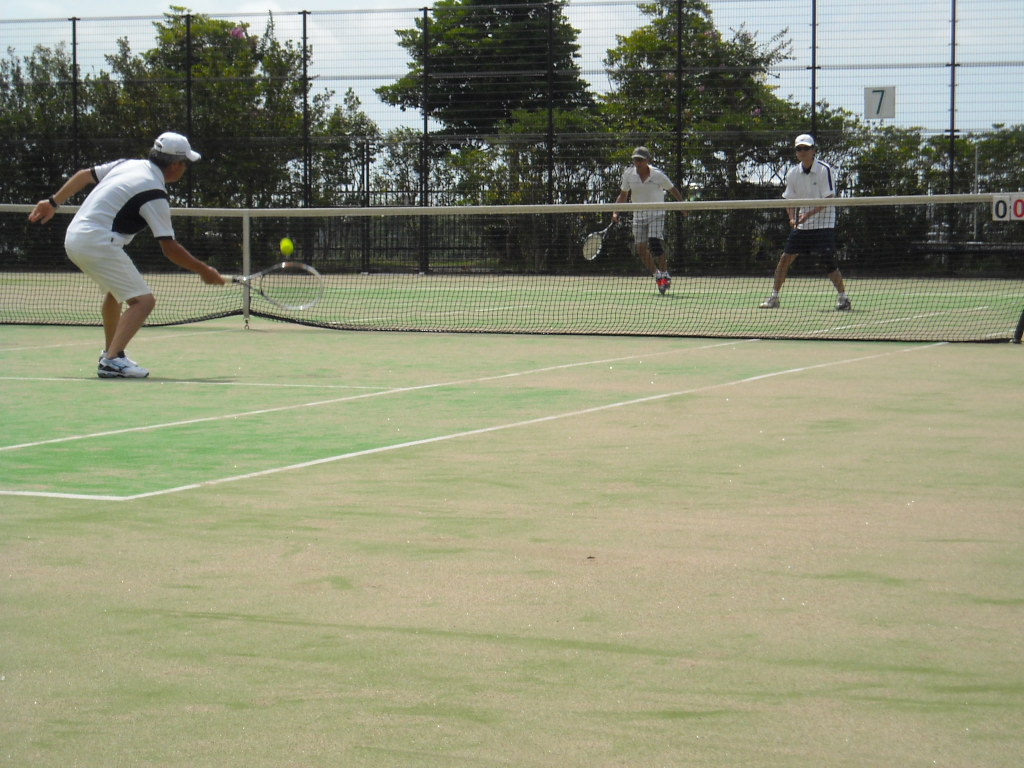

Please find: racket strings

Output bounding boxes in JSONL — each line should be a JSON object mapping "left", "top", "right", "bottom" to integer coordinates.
{"left": 255, "top": 264, "right": 324, "bottom": 310}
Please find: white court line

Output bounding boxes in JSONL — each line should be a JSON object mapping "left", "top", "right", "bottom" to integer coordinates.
{"left": 0, "top": 327, "right": 238, "bottom": 353}
{"left": 808, "top": 306, "right": 992, "bottom": 335}
{"left": 0, "top": 339, "right": 755, "bottom": 453}
{"left": 0, "top": 376, "right": 383, "bottom": 390}
{"left": 1, "top": 342, "right": 945, "bottom": 501}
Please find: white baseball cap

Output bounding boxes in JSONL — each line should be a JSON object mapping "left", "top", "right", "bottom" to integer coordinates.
{"left": 794, "top": 133, "right": 815, "bottom": 148}
{"left": 152, "top": 132, "right": 201, "bottom": 162}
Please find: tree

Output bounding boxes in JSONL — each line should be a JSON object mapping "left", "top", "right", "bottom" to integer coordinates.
{"left": 376, "top": 0, "right": 594, "bottom": 136}
{"left": 839, "top": 124, "right": 930, "bottom": 271}
{"left": 0, "top": 43, "right": 78, "bottom": 204}
{"left": 603, "top": 0, "right": 796, "bottom": 197}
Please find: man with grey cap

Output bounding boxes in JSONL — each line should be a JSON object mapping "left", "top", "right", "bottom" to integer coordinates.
{"left": 29, "top": 132, "right": 224, "bottom": 378}
{"left": 612, "top": 146, "right": 685, "bottom": 294}
{"left": 759, "top": 133, "right": 851, "bottom": 311}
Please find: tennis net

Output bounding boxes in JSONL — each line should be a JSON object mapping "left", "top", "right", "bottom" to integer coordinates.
{"left": 2, "top": 195, "right": 1022, "bottom": 342}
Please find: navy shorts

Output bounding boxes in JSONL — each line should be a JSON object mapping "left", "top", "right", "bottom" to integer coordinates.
{"left": 784, "top": 228, "right": 838, "bottom": 272}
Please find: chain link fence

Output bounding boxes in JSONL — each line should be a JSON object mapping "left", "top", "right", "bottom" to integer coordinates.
{"left": 2, "top": 1, "right": 1022, "bottom": 276}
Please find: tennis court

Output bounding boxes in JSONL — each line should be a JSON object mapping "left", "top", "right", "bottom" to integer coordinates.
{"left": 1, "top": 320, "right": 1021, "bottom": 767}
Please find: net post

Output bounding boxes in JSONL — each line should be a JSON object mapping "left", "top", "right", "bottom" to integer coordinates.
{"left": 1013, "top": 308, "right": 1024, "bottom": 344}
{"left": 242, "top": 211, "right": 251, "bottom": 329}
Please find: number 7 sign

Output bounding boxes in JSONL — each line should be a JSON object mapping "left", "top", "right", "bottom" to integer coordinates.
{"left": 864, "top": 87, "right": 896, "bottom": 120}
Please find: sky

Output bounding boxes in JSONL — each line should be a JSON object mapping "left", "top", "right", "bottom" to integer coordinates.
{"left": 4, "top": 0, "right": 421, "bottom": 18}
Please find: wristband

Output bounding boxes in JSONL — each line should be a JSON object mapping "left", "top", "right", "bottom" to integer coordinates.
{"left": 48, "top": 196, "right": 59, "bottom": 208}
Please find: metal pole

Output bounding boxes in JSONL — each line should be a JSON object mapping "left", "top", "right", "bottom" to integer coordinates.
{"left": 185, "top": 14, "right": 194, "bottom": 207}
{"left": 419, "top": 7, "right": 430, "bottom": 273}
{"left": 70, "top": 18, "right": 80, "bottom": 168}
{"left": 675, "top": 0, "right": 683, "bottom": 185}
{"left": 948, "top": 0, "right": 957, "bottom": 194}
{"left": 546, "top": 2, "right": 555, "bottom": 206}
{"left": 302, "top": 11, "right": 311, "bottom": 207}
{"left": 242, "top": 211, "right": 252, "bottom": 329}
{"left": 810, "top": 0, "right": 817, "bottom": 137}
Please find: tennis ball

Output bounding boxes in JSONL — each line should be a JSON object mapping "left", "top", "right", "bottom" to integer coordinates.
{"left": 280, "top": 237, "right": 294, "bottom": 256}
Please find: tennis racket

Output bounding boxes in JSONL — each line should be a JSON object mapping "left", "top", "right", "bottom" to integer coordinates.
{"left": 229, "top": 261, "right": 324, "bottom": 311}
{"left": 581, "top": 221, "right": 615, "bottom": 261}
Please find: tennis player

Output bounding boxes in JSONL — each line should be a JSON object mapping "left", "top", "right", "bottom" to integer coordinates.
{"left": 759, "top": 133, "right": 851, "bottom": 311}
{"left": 612, "top": 146, "right": 685, "bottom": 294}
{"left": 28, "top": 132, "right": 225, "bottom": 378}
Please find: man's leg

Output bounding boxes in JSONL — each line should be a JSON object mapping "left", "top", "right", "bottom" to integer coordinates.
{"left": 106, "top": 294, "right": 156, "bottom": 359}
{"left": 635, "top": 241, "right": 657, "bottom": 275}
{"left": 829, "top": 268, "right": 852, "bottom": 310}
{"left": 648, "top": 237, "right": 668, "bottom": 273}
{"left": 774, "top": 252, "right": 798, "bottom": 292}
{"left": 828, "top": 268, "right": 846, "bottom": 294}
{"left": 101, "top": 292, "right": 122, "bottom": 353}
{"left": 760, "top": 252, "right": 797, "bottom": 308}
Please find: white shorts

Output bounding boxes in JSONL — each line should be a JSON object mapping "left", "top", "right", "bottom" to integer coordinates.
{"left": 64, "top": 234, "right": 151, "bottom": 303}
{"left": 632, "top": 210, "right": 667, "bottom": 242}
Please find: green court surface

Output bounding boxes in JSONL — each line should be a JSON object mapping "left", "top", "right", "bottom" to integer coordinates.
{"left": 1, "top": 320, "right": 1022, "bottom": 767}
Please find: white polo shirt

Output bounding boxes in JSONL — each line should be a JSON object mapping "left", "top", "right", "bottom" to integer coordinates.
{"left": 620, "top": 165, "right": 676, "bottom": 204}
{"left": 66, "top": 159, "right": 175, "bottom": 247}
{"left": 782, "top": 158, "right": 836, "bottom": 229}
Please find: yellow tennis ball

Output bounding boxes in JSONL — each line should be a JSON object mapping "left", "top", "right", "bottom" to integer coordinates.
{"left": 280, "top": 237, "right": 294, "bottom": 256}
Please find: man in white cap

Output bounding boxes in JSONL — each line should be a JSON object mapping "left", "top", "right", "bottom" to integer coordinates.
{"left": 612, "top": 146, "right": 685, "bottom": 294}
{"left": 29, "top": 132, "right": 224, "bottom": 378}
{"left": 759, "top": 133, "right": 851, "bottom": 311}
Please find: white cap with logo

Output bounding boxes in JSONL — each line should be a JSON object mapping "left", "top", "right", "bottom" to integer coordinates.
{"left": 152, "top": 132, "right": 202, "bottom": 162}
{"left": 794, "top": 133, "right": 815, "bottom": 148}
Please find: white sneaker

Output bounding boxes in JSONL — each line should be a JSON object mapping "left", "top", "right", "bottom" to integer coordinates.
{"left": 100, "top": 350, "right": 139, "bottom": 366}
{"left": 759, "top": 296, "right": 780, "bottom": 309}
{"left": 98, "top": 355, "right": 149, "bottom": 378}
{"left": 836, "top": 296, "right": 852, "bottom": 311}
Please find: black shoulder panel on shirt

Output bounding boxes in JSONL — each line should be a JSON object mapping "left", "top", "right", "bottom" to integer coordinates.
{"left": 111, "top": 189, "right": 169, "bottom": 236}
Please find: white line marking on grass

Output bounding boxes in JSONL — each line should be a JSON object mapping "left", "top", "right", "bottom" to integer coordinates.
{"left": 0, "top": 339, "right": 755, "bottom": 453}
{"left": 0, "top": 341, "right": 944, "bottom": 501}
{"left": 0, "top": 327, "right": 238, "bottom": 353}
{"left": 0, "top": 376, "right": 383, "bottom": 390}
{"left": 808, "top": 306, "right": 991, "bottom": 335}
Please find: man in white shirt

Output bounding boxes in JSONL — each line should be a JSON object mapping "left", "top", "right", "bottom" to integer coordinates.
{"left": 29, "top": 132, "right": 224, "bottom": 377}
{"left": 612, "top": 146, "right": 685, "bottom": 294}
{"left": 759, "top": 134, "right": 851, "bottom": 311}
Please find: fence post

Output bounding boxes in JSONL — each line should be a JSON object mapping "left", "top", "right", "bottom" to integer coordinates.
{"left": 810, "top": 0, "right": 817, "bottom": 137}
{"left": 419, "top": 7, "right": 431, "bottom": 273}
{"left": 546, "top": 2, "right": 555, "bottom": 206}
{"left": 948, "top": 0, "right": 958, "bottom": 194}
{"left": 302, "top": 11, "right": 311, "bottom": 207}
{"left": 185, "top": 14, "right": 194, "bottom": 207}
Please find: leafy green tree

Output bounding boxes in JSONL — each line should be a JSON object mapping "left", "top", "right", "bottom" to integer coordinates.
{"left": 311, "top": 89, "right": 381, "bottom": 207}
{"left": 0, "top": 42, "right": 78, "bottom": 203}
{"left": 376, "top": 0, "right": 594, "bottom": 135}
{"left": 603, "top": 0, "right": 795, "bottom": 197}
{"left": 838, "top": 124, "right": 930, "bottom": 271}
{"left": 100, "top": 11, "right": 312, "bottom": 207}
